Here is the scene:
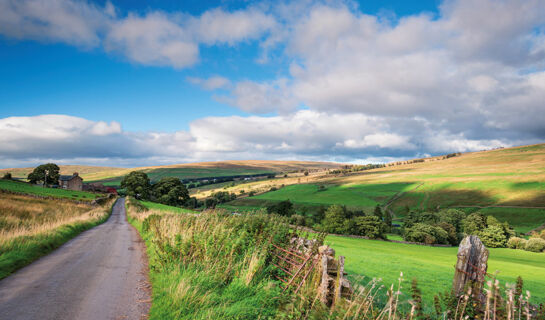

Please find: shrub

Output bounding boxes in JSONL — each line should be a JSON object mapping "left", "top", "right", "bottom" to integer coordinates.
{"left": 462, "top": 212, "right": 487, "bottom": 235}
{"left": 479, "top": 225, "right": 508, "bottom": 248}
{"left": 289, "top": 214, "right": 307, "bottom": 226}
{"left": 404, "top": 223, "right": 449, "bottom": 245}
{"left": 248, "top": 191, "right": 255, "bottom": 197}
{"left": 266, "top": 200, "right": 294, "bottom": 217}
{"left": 352, "top": 216, "right": 387, "bottom": 239}
{"left": 530, "top": 229, "right": 545, "bottom": 240}
{"left": 507, "top": 237, "right": 527, "bottom": 249}
{"left": 322, "top": 204, "right": 347, "bottom": 234}
{"left": 525, "top": 238, "right": 545, "bottom": 253}
{"left": 2, "top": 172, "right": 12, "bottom": 180}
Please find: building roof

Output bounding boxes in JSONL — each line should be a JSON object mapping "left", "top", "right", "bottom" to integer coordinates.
{"left": 59, "top": 174, "right": 81, "bottom": 181}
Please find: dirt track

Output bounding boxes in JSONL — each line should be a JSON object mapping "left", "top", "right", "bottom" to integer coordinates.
{"left": 0, "top": 198, "right": 150, "bottom": 320}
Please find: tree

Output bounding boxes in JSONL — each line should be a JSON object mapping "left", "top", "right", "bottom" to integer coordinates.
{"left": 404, "top": 223, "right": 449, "bottom": 245}
{"left": 462, "top": 212, "right": 487, "bottom": 235}
{"left": 373, "top": 205, "right": 383, "bottom": 220}
{"left": 2, "top": 172, "right": 12, "bottom": 180}
{"left": 322, "top": 204, "right": 347, "bottom": 234}
{"left": 266, "top": 200, "right": 295, "bottom": 217}
{"left": 352, "top": 216, "right": 387, "bottom": 239}
{"left": 205, "top": 198, "right": 218, "bottom": 209}
{"left": 304, "top": 171, "right": 309, "bottom": 176}
{"left": 152, "top": 177, "right": 189, "bottom": 206}
{"left": 478, "top": 225, "right": 507, "bottom": 248}
{"left": 121, "top": 171, "right": 151, "bottom": 199}
{"left": 27, "top": 163, "right": 60, "bottom": 186}
{"left": 384, "top": 209, "right": 393, "bottom": 232}
{"left": 437, "top": 209, "right": 466, "bottom": 233}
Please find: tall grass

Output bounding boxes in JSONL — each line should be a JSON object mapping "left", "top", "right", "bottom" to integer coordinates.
{"left": 0, "top": 192, "right": 114, "bottom": 279}
{"left": 126, "top": 197, "right": 294, "bottom": 319}
{"left": 126, "top": 198, "right": 544, "bottom": 319}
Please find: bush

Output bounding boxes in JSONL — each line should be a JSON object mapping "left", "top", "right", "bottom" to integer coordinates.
{"left": 2, "top": 172, "right": 12, "bottom": 180}
{"left": 248, "top": 191, "right": 255, "bottom": 197}
{"left": 479, "top": 225, "right": 508, "bottom": 248}
{"left": 525, "top": 238, "right": 545, "bottom": 253}
{"left": 462, "top": 212, "right": 487, "bottom": 235}
{"left": 404, "top": 223, "right": 449, "bottom": 245}
{"left": 266, "top": 200, "right": 294, "bottom": 217}
{"left": 322, "top": 204, "right": 347, "bottom": 234}
{"left": 507, "top": 237, "right": 527, "bottom": 249}
{"left": 289, "top": 214, "right": 307, "bottom": 226}
{"left": 530, "top": 229, "right": 545, "bottom": 240}
{"left": 352, "top": 216, "right": 386, "bottom": 239}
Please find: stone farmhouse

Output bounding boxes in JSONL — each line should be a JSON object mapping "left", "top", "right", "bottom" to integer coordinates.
{"left": 58, "top": 172, "right": 83, "bottom": 191}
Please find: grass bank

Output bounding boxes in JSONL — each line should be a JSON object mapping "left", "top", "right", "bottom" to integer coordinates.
{"left": 126, "top": 198, "right": 292, "bottom": 319}
{"left": 0, "top": 192, "right": 115, "bottom": 279}
{"left": 0, "top": 179, "right": 100, "bottom": 202}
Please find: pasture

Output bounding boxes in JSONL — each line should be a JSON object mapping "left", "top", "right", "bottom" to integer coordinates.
{"left": 139, "top": 200, "right": 196, "bottom": 214}
{"left": 325, "top": 235, "right": 545, "bottom": 305}
{"left": 0, "top": 180, "right": 99, "bottom": 202}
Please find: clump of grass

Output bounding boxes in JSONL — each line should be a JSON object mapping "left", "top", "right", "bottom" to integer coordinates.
{"left": 0, "top": 192, "right": 114, "bottom": 279}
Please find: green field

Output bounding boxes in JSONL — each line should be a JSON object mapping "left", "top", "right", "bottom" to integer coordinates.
{"left": 89, "top": 167, "right": 275, "bottom": 187}
{"left": 326, "top": 235, "right": 545, "bottom": 305}
{"left": 0, "top": 180, "right": 100, "bottom": 201}
{"left": 249, "top": 182, "right": 415, "bottom": 210}
{"left": 139, "top": 200, "right": 196, "bottom": 214}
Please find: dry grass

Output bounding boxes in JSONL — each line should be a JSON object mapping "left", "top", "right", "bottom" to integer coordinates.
{"left": 0, "top": 192, "right": 114, "bottom": 278}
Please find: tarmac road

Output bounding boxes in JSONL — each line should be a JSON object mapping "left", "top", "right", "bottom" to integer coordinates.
{"left": 0, "top": 198, "right": 150, "bottom": 320}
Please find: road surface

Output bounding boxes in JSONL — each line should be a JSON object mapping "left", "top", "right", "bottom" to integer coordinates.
{"left": 0, "top": 198, "right": 150, "bottom": 320}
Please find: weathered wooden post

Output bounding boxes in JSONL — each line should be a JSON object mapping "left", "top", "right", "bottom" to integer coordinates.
{"left": 453, "top": 235, "right": 489, "bottom": 299}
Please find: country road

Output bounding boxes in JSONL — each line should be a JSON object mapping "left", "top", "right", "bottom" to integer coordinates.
{"left": 0, "top": 198, "right": 150, "bottom": 320}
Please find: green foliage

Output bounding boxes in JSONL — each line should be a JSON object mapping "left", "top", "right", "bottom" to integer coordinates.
{"left": 507, "top": 237, "right": 527, "bottom": 249}
{"left": 266, "top": 200, "right": 295, "bottom": 217}
{"left": 322, "top": 204, "right": 347, "bottom": 234}
{"left": 384, "top": 209, "right": 393, "bottom": 231}
{"left": 373, "top": 204, "right": 383, "bottom": 220}
{"left": 404, "top": 223, "right": 449, "bottom": 244}
{"left": 27, "top": 163, "right": 60, "bottom": 185}
{"left": 121, "top": 171, "right": 151, "bottom": 199}
{"left": 479, "top": 225, "right": 508, "bottom": 248}
{"left": 525, "top": 238, "right": 545, "bottom": 253}
{"left": 152, "top": 177, "right": 189, "bottom": 206}
{"left": 211, "top": 191, "right": 236, "bottom": 204}
{"left": 289, "top": 214, "right": 307, "bottom": 226}
{"left": 2, "top": 172, "right": 12, "bottom": 180}
{"left": 436, "top": 208, "right": 466, "bottom": 233}
{"left": 462, "top": 212, "right": 487, "bottom": 235}
{"left": 352, "top": 216, "right": 387, "bottom": 239}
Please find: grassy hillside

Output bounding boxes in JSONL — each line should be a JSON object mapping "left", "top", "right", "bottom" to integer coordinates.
{"left": 326, "top": 234, "right": 545, "bottom": 305}
{"left": 226, "top": 144, "right": 545, "bottom": 233}
{"left": 0, "top": 160, "right": 341, "bottom": 187}
{"left": 0, "top": 180, "right": 100, "bottom": 202}
{"left": 0, "top": 193, "right": 113, "bottom": 279}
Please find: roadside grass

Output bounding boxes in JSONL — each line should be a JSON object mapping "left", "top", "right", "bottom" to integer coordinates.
{"left": 0, "top": 192, "right": 114, "bottom": 279}
{"left": 325, "top": 234, "right": 545, "bottom": 306}
{"left": 138, "top": 200, "right": 197, "bottom": 214}
{"left": 0, "top": 179, "right": 100, "bottom": 202}
{"left": 126, "top": 197, "right": 291, "bottom": 319}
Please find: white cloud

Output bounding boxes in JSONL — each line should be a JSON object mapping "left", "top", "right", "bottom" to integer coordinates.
{"left": 186, "top": 76, "right": 231, "bottom": 90}
{"left": 0, "top": 0, "right": 112, "bottom": 48}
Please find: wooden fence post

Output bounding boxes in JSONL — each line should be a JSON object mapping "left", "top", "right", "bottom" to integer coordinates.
{"left": 453, "top": 235, "right": 489, "bottom": 299}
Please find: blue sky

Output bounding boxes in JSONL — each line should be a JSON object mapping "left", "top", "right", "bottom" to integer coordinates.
{"left": 0, "top": 0, "right": 544, "bottom": 168}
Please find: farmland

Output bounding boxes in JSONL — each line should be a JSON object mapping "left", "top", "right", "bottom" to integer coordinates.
{"left": 0, "top": 192, "right": 113, "bottom": 279}
{"left": 0, "top": 180, "right": 100, "bottom": 202}
{"left": 325, "top": 234, "right": 545, "bottom": 305}
{"left": 222, "top": 144, "right": 545, "bottom": 234}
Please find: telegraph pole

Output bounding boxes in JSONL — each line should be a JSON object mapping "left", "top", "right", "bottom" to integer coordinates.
{"left": 44, "top": 169, "right": 49, "bottom": 188}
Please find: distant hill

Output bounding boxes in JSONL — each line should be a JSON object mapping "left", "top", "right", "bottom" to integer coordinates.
{"left": 0, "top": 160, "right": 342, "bottom": 186}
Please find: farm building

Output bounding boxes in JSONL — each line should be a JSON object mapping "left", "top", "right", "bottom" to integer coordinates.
{"left": 58, "top": 172, "right": 83, "bottom": 191}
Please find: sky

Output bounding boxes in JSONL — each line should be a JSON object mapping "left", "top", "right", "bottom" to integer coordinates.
{"left": 0, "top": 0, "right": 544, "bottom": 168}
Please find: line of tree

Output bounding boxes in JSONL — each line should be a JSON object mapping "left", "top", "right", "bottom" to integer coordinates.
{"left": 121, "top": 171, "right": 193, "bottom": 207}
{"left": 329, "top": 164, "right": 386, "bottom": 175}
{"left": 402, "top": 209, "right": 516, "bottom": 246}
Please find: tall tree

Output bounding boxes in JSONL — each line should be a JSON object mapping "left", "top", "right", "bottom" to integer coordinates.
{"left": 121, "top": 171, "right": 151, "bottom": 199}
{"left": 384, "top": 208, "right": 393, "bottom": 231}
{"left": 27, "top": 163, "right": 60, "bottom": 186}
{"left": 373, "top": 204, "right": 383, "bottom": 220}
{"left": 152, "top": 177, "right": 189, "bottom": 206}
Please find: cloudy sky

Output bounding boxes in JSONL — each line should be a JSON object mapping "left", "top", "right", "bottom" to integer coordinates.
{"left": 1, "top": 0, "right": 544, "bottom": 168}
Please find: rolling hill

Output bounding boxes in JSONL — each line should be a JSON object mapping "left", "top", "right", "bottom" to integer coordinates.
{"left": 0, "top": 160, "right": 342, "bottom": 187}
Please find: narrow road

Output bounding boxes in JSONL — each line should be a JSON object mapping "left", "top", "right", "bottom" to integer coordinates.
{"left": 0, "top": 198, "right": 150, "bottom": 320}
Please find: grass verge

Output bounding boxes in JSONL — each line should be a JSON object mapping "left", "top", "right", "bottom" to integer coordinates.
{"left": 0, "top": 193, "right": 115, "bottom": 279}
